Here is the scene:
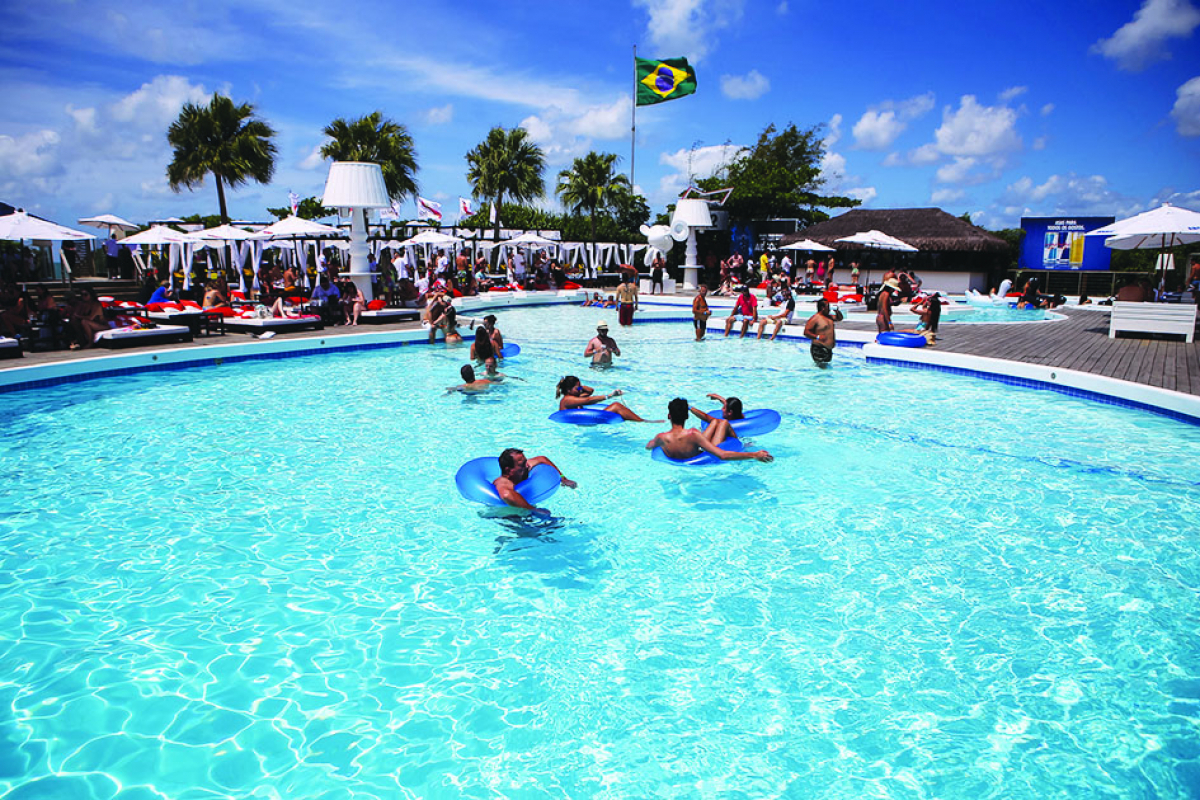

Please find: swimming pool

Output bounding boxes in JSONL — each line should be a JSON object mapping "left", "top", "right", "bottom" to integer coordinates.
{"left": 2, "top": 305, "right": 1198, "bottom": 798}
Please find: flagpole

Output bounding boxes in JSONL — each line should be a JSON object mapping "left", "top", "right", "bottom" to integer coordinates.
{"left": 631, "top": 44, "right": 637, "bottom": 190}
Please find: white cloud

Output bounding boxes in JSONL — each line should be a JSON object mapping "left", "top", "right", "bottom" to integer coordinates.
{"left": 720, "top": 70, "right": 770, "bottom": 100}
{"left": 65, "top": 105, "right": 97, "bottom": 134}
{"left": 999, "top": 86, "right": 1028, "bottom": 102}
{"left": 933, "top": 95, "right": 1022, "bottom": 157}
{"left": 110, "top": 75, "right": 211, "bottom": 127}
{"left": 824, "top": 113, "right": 843, "bottom": 148}
{"left": 657, "top": 142, "right": 743, "bottom": 200}
{"left": 566, "top": 97, "right": 631, "bottom": 139}
{"left": 820, "top": 151, "right": 847, "bottom": 183}
{"left": 936, "top": 156, "right": 979, "bottom": 184}
{"left": 851, "top": 92, "right": 935, "bottom": 150}
{"left": 846, "top": 186, "right": 877, "bottom": 204}
{"left": 1002, "top": 172, "right": 1144, "bottom": 218}
{"left": 632, "top": 0, "right": 745, "bottom": 63}
{"left": 0, "top": 130, "right": 62, "bottom": 178}
{"left": 1032, "top": 136, "right": 1048, "bottom": 150}
{"left": 1092, "top": 0, "right": 1200, "bottom": 71}
{"left": 299, "top": 143, "right": 326, "bottom": 170}
{"left": 1171, "top": 76, "right": 1200, "bottom": 136}
{"left": 421, "top": 104, "right": 454, "bottom": 125}
{"left": 1041, "top": 103, "right": 1055, "bottom": 116}
{"left": 931, "top": 188, "right": 966, "bottom": 204}
{"left": 777, "top": 0, "right": 788, "bottom": 12}
{"left": 517, "top": 97, "right": 633, "bottom": 168}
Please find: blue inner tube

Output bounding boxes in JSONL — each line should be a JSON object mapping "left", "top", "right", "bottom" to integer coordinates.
{"left": 651, "top": 437, "right": 745, "bottom": 466}
{"left": 707, "top": 408, "right": 782, "bottom": 437}
{"left": 455, "top": 457, "right": 561, "bottom": 507}
{"left": 877, "top": 331, "right": 926, "bottom": 348}
{"left": 499, "top": 343, "right": 520, "bottom": 358}
{"left": 549, "top": 408, "right": 623, "bottom": 425}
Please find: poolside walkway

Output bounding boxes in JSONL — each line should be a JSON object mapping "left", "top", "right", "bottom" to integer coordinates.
{"left": 4, "top": 301, "right": 1199, "bottom": 397}
{"left": 837, "top": 306, "right": 1200, "bottom": 396}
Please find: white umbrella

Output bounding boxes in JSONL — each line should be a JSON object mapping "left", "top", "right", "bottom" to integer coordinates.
{"left": 259, "top": 214, "right": 342, "bottom": 238}
{"left": 397, "top": 230, "right": 462, "bottom": 247}
{"left": 78, "top": 213, "right": 139, "bottom": 237}
{"left": 0, "top": 210, "right": 93, "bottom": 241}
{"left": 119, "top": 225, "right": 197, "bottom": 245}
{"left": 780, "top": 238, "right": 836, "bottom": 252}
{"left": 1086, "top": 203, "right": 1200, "bottom": 250}
{"left": 190, "top": 224, "right": 269, "bottom": 241}
{"left": 505, "top": 231, "right": 557, "bottom": 247}
{"left": 835, "top": 230, "right": 918, "bottom": 252}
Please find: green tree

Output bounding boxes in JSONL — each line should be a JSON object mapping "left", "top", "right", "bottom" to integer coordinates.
{"left": 320, "top": 112, "right": 419, "bottom": 202}
{"left": 610, "top": 184, "right": 652, "bottom": 235}
{"left": 465, "top": 126, "right": 546, "bottom": 240}
{"left": 555, "top": 151, "right": 631, "bottom": 243}
{"left": 167, "top": 93, "right": 278, "bottom": 223}
{"left": 266, "top": 196, "right": 335, "bottom": 221}
{"left": 696, "top": 122, "right": 858, "bottom": 227}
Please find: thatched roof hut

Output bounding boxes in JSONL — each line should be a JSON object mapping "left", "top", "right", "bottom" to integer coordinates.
{"left": 780, "top": 208, "right": 1008, "bottom": 252}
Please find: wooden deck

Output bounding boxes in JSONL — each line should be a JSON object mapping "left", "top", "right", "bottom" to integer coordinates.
{"left": 6, "top": 305, "right": 1200, "bottom": 397}
{"left": 839, "top": 306, "right": 1200, "bottom": 395}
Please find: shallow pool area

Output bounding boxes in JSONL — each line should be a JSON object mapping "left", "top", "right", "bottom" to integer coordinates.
{"left": 2, "top": 305, "right": 1199, "bottom": 798}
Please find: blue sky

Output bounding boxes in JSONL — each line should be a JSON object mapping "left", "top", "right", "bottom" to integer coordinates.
{"left": 1, "top": 0, "right": 1197, "bottom": 231}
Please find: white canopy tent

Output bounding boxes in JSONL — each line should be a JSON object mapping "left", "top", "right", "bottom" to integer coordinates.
{"left": 835, "top": 230, "right": 918, "bottom": 252}
{"left": 0, "top": 210, "right": 94, "bottom": 280}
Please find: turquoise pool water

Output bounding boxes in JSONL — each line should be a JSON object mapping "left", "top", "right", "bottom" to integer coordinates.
{"left": 1, "top": 305, "right": 1199, "bottom": 798}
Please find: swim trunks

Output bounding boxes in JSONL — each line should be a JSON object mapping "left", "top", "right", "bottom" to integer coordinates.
{"left": 693, "top": 316, "right": 706, "bottom": 331}
{"left": 810, "top": 342, "right": 833, "bottom": 365}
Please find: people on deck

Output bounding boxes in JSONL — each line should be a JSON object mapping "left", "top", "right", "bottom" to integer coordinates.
{"left": 69, "top": 287, "right": 108, "bottom": 350}
{"left": 692, "top": 284, "right": 710, "bottom": 341}
{"left": 556, "top": 375, "right": 654, "bottom": 421}
{"left": 724, "top": 286, "right": 759, "bottom": 337}
{"left": 804, "top": 298, "right": 844, "bottom": 366}
{"left": 493, "top": 448, "right": 576, "bottom": 514}
{"left": 147, "top": 281, "right": 175, "bottom": 305}
{"left": 645, "top": 398, "right": 772, "bottom": 463}
{"left": 342, "top": 281, "right": 366, "bottom": 326}
{"left": 309, "top": 275, "right": 341, "bottom": 324}
{"left": 651, "top": 255, "right": 665, "bottom": 295}
{"left": 585, "top": 323, "right": 621, "bottom": 365}
{"left": 202, "top": 283, "right": 228, "bottom": 309}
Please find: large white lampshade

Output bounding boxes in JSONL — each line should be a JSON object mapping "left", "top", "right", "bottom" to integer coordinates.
{"left": 322, "top": 162, "right": 390, "bottom": 209}
{"left": 671, "top": 198, "right": 712, "bottom": 229}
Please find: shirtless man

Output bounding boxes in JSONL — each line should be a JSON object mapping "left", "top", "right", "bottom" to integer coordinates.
{"left": 876, "top": 279, "right": 897, "bottom": 333}
{"left": 645, "top": 398, "right": 772, "bottom": 463}
{"left": 692, "top": 284, "right": 710, "bottom": 340}
{"left": 447, "top": 364, "right": 496, "bottom": 394}
{"left": 1189, "top": 254, "right": 1200, "bottom": 302}
{"left": 493, "top": 448, "right": 577, "bottom": 514}
{"left": 585, "top": 323, "right": 621, "bottom": 365}
{"left": 803, "top": 298, "right": 844, "bottom": 367}
{"left": 615, "top": 274, "right": 638, "bottom": 325}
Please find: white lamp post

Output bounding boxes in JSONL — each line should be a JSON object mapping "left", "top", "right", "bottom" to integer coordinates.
{"left": 322, "top": 161, "right": 390, "bottom": 302}
{"left": 671, "top": 198, "right": 712, "bottom": 291}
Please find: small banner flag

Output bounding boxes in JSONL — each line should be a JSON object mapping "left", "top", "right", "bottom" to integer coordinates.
{"left": 459, "top": 197, "right": 473, "bottom": 218}
{"left": 379, "top": 200, "right": 400, "bottom": 221}
{"left": 288, "top": 191, "right": 300, "bottom": 216}
{"left": 489, "top": 201, "right": 498, "bottom": 225}
{"left": 417, "top": 197, "right": 443, "bottom": 223}
{"left": 635, "top": 57, "right": 697, "bottom": 106}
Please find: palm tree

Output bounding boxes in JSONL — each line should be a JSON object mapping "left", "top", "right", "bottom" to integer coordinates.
{"left": 167, "top": 93, "right": 277, "bottom": 223}
{"left": 320, "top": 112, "right": 419, "bottom": 202}
{"left": 465, "top": 126, "right": 546, "bottom": 240}
{"left": 556, "top": 151, "right": 631, "bottom": 243}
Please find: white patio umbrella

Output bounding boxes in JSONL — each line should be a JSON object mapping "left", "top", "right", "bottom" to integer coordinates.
{"left": 0, "top": 209, "right": 93, "bottom": 242}
{"left": 1086, "top": 203, "right": 1200, "bottom": 250}
{"left": 397, "top": 230, "right": 462, "bottom": 247}
{"left": 835, "top": 230, "right": 918, "bottom": 252}
{"left": 780, "top": 239, "right": 836, "bottom": 252}
{"left": 0, "top": 210, "right": 93, "bottom": 279}
{"left": 78, "top": 213, "right": 139, "bottom": 238}
{"left": 506, "top": 231, "right": 558, "bottom": 247}
{"left": 259, "top": 214, "right": 342, "bottom": 238}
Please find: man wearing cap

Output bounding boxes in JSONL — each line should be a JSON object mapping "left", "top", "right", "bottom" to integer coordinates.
{"left": 585, "top": 323, "right": 621, "bottom": 365}
{"left": 877, "top": 278, "right": 898, "bottom": 333}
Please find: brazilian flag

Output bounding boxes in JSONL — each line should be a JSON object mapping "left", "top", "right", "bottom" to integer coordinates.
{"left": 635, "top": 57, "right": 697, "bottom": 106}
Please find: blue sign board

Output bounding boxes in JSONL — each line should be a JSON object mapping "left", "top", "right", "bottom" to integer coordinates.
{"left": 1019, "top": 216, "right": 1115, "bottom": 271}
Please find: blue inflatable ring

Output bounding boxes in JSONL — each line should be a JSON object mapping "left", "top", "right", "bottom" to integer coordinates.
{"left": 877, "top": 331, "right": 926, "bottom": 348}
{"left": 455, "top": 457, "right": 561, "bottom": 506}
{"left": 499, "top": 343, "right": 520, "bottom": 358}
{"left": 652, "top": 438, "right": 745, "bottom": 466}
{"left": 549, "top": 408, "right": 623, "bottom": 425}
{"left": 707, "top": 408, "right": 782, "bottom": 437}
